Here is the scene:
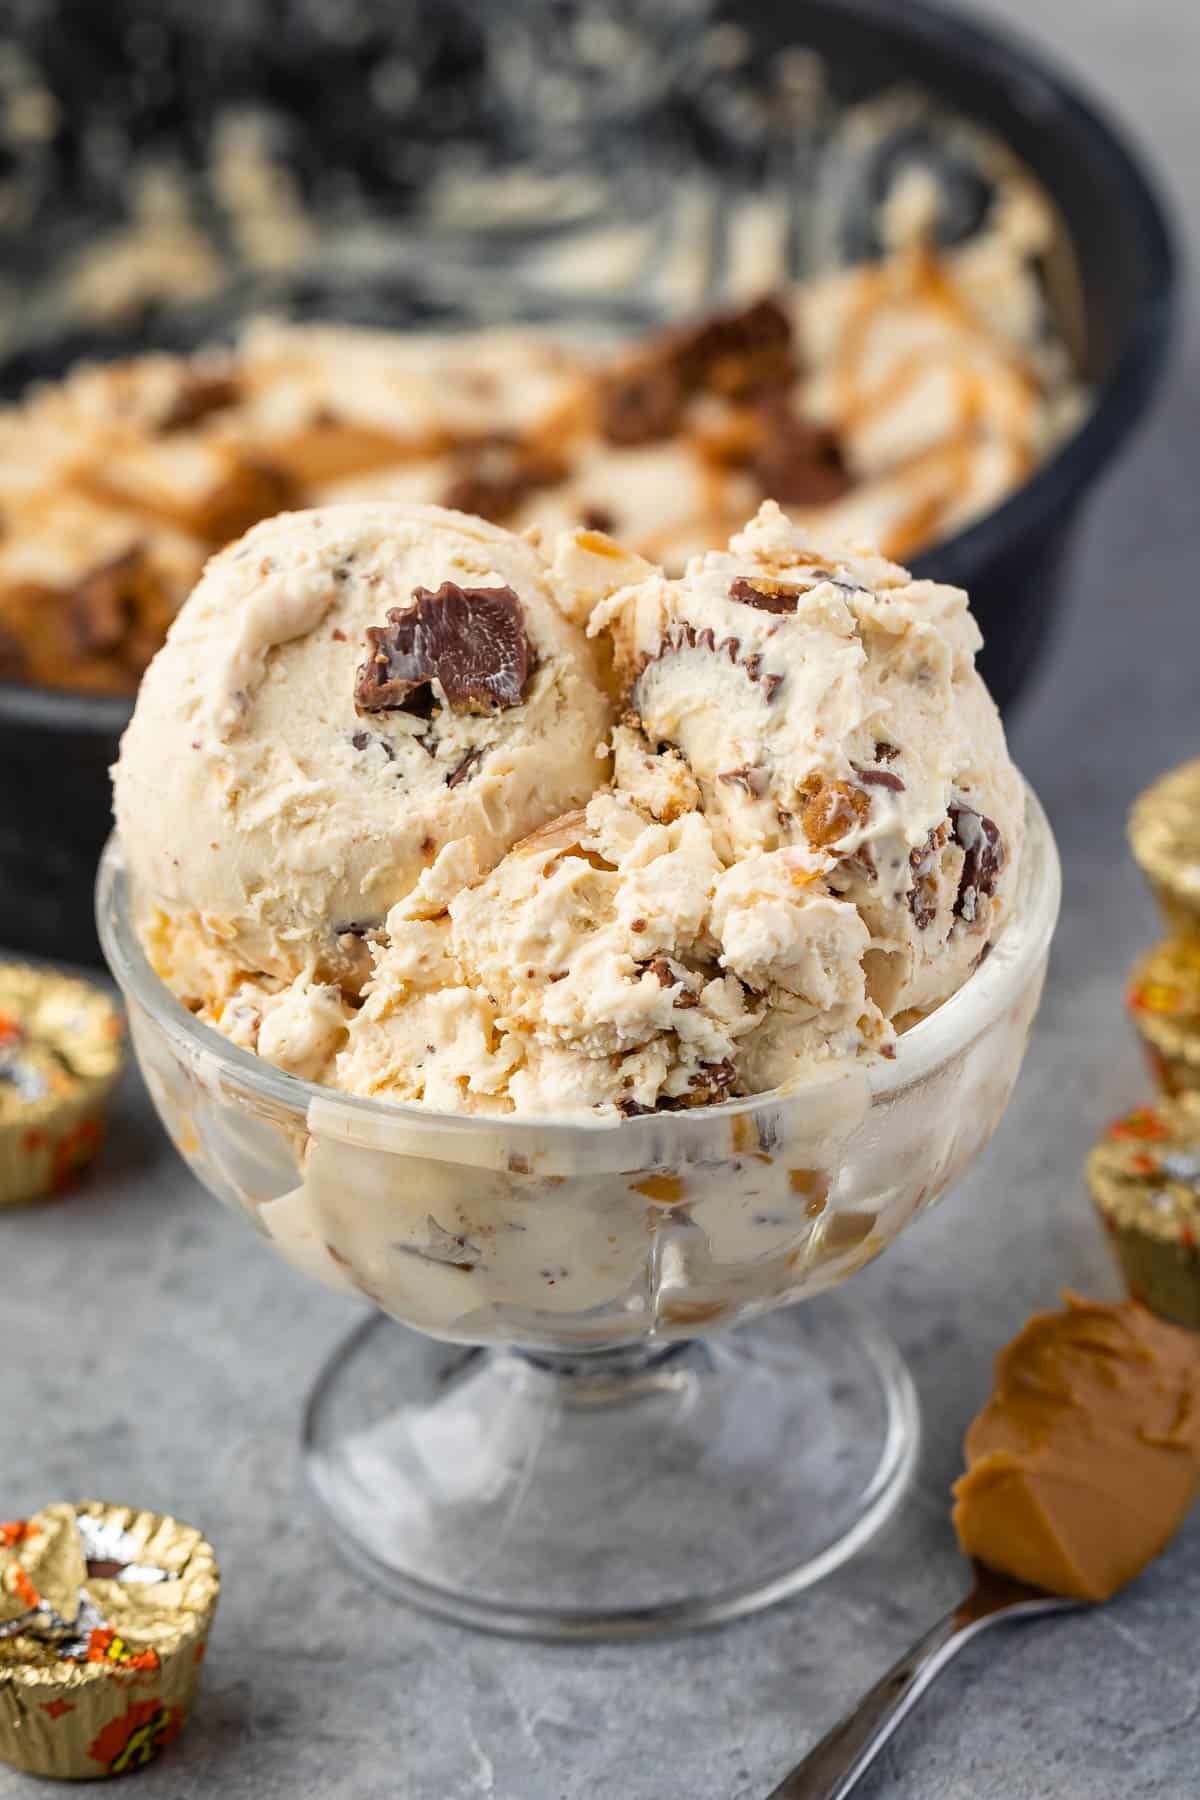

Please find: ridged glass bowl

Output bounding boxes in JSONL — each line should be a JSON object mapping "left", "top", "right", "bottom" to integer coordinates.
{"left": 97, "top": 782, "right": 1059, "bottom": 1638}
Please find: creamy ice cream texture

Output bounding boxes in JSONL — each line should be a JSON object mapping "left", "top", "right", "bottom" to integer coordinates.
{"left": 116, "top": 498, "right": 1023, "bottom": 1115}
{"left": 115, "top": 503, "right": 616, "bottom": 997}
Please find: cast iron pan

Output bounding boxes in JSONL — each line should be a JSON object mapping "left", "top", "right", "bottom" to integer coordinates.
{"left": 0, "top": 0, "right": 1177, "bottom": 962}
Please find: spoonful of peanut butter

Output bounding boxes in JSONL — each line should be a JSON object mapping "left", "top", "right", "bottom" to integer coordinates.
{"left": 764, "top": 1296, "right": 1200, "bottom": 1799}
{"left": 951, "top": 1293, "right": 1200, "bottom": 1601}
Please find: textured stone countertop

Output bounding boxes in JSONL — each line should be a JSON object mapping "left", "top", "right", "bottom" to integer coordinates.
{"left": 3, "top": 3, "right": 1200, "bottom": 1796}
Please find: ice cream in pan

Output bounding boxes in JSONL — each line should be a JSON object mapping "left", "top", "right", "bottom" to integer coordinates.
{"left": 114, "top": 498, "right": 1023, "bottom": 1115}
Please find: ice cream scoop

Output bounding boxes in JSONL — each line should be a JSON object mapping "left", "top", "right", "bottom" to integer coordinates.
{"left": 593, "top": 499, "right": 1024, "bottom": 1025}
{"left": 114, "top": 503, "right": 614, "bottom": 991}
{"left": 121, "top": 499, "right": 1026, "bottom": 1114}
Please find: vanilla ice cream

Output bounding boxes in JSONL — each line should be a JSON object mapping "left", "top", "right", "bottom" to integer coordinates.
{"left": 116, "top": 497, "right": 1022, "bottom": 1116}
{"left": 114, "top": 503, "right": 615, "bottom": 993}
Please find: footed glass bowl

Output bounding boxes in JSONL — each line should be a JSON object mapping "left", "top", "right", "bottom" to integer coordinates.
{"left": 97, "top": 785, "right": 1059, "bottom": 1639}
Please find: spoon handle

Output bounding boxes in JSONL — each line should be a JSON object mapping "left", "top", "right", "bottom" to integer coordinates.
{"left": 763, "top": 1605, "right": 973, "bottom": 1799}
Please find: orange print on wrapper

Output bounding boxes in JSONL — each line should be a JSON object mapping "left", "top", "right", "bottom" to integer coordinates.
{"left": 89, "top": 1698, "right": 184, "bottom": 1775}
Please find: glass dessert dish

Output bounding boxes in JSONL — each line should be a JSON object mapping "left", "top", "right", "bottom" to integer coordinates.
{"left": 97, "top": 785, "right": 1059, "bottom": 1640}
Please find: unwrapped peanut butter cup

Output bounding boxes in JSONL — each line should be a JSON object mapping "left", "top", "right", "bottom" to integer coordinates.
{"left": 1129, "top": 758, "right": 1200, "bottom": 937}
{"left": 1087, "top": 1098, "right": 1200, "bottom": 1330}
{"left": 0, "top": 964, "right": 123, "bottom": 1208}
{"left": 0, "top": 1501, "right": 218, "bottom": 1780}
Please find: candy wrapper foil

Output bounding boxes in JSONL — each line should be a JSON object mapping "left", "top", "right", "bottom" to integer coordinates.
{"left": 0, "top": 965, "right": 124, "bottom": 1208}
{"left": 0, "top": 1501, "right": 218, "bottom": 1780}
{"left": 1128, "top": 939, "right": 1200, "bottom": 1096}
{"left": 1087, "top": 1099, "right": 1200, "bottom": 1331}
{"left": 1129, "top": 759, "right": 1200, "bottom": 938}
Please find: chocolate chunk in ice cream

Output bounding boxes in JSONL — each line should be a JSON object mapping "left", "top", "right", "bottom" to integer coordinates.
{"left": 155, "top": 371, "right": 242, "bottom": 435}
{"left": 0, "top": 623, "right": 29, "bottom": 680}
{"left": 356, "top": 582, "right": 533, "bottom": 716}
{"left": 855, "top": 766, "right": 906, "bottom": 792}
{"left": 751, "top": 399, "right": 853, "bottom": 507}
{"left": 440, "top": 436, "right": 566, "bottom": 524}
{"left": 670, "top": 296, "right": 796, "bottom": 400}
{"left": 600, "top": 296, "right": 795, "bottom": 447}
{"left": 600, "top": 363, "right": 686, "bottom": 447}
{"left": 950, "top": 800, "right": 1004, "bottom": 922}
{"left": 908, "top": 825, "right": 946, "bottom": 931}
{"left": 446, "top": 747, "right": 485, "bottom": 788}
{"left": 728, "top": 576, "right": 802, "bottom": 614}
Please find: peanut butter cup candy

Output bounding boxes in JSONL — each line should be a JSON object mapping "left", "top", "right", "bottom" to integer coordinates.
{"left": 0, "top": 1502, "right": 218, "bottom": 1780}
{"left": 1129, "top": 758, "right": 1200, "bottom": 937}
{"left": 0, "top": 966, "right": 123, "bottom": 1209}
{"left": 1087, "top": 1098, "right": 1200, "bottom": 1329}
{"left": 1128, "top": 938, "right": 1200, "bottom": 1096}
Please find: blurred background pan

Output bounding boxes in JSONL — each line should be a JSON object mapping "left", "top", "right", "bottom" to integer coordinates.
{"left": 0, "top": 0, "right": 1176, "bottom": 962}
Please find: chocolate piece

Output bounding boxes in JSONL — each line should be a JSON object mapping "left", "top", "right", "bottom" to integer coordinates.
{"left": 728, "top": 576, "right": 801, "bottom": 615}
{"left": 0, "top": 625, "right": 28, "bottom": 681}
{"left": 908, "top": 825, "right": 946, "bottom": 931}
{"left": 950, "top": 801, "right": 1004, "bottom": 921}
{"left": 350, "top": 729, "right": 395, "bottom": 760}
{"left": 193, "top": 458, "right": 295, "bottom": 544}
{"left": 600, "top": 296, "right": 795, "bottom": 448}
{"left": 446, "top": 747, "right": 484, "bottom": 788}
{"left": 581, "top": 505, "right": 617, "bottom": 534}
{"left": 719, "top": 764, "right": 768, "bottom": 796}
{"left": 635, "top": 620, "right": 779, "bottom": 709}
{"left": 68, "top": 554, "right": 138, "bottom": 654}
{"left": 66, "top": 547, "right": 171, "bottom": 674}
{"left": 800, "top": 779, "right": 870, "bottom": 850}
{"left": 616, "top": 1096, "right": 655, "bottom": 1118}
{"left": 599, "top": 362, "right": 685, "bottom": 447}
{"left": 440, "top": 435, "right": 566, "bottom": 524}
{"left": 356, "top": 583, "right": 533, "bottom": 716}
{"left": 84, "top": 1560, "right": 128, "bottom": 1582}
{"left": 751, "top": 398, "right": 853, "bottom": 507}
{"left": 855, "top": 766, "right": 905, "bottom": 792}
{"left": 156, "top": 372, "right": 242, "bottom": 434}
{"left": 671, "top": 296, "right": 796, "bottom": 400}
{"left": 875, "top": 740, "right": 900, "bottom": 762}
{"left": 333, "top": 918, "right": 382, "bottom": 941}
{"left": 396, "top": 1216, "right": 482, "bottom": 1271}
{"left": 644, "top": 959, "right": 699, "bottom": 1006}
{"left": 688, "top": 1059, "right": 737, "bottom": 1099}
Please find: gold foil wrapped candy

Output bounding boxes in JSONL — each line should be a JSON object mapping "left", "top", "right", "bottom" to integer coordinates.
{"left": 1087, "top": 1099, "right": 1200, "bottom": 1331}
{"left": 1128, "top": 938, "right": 1200, "bottom": 1096}
{"left": 0, "top": 964, "right": 124, "bottom": 1208}
{"left": 1129, "top": 758, "right": 1200, "bottom": 938}
{"left": 0, "top": 1502, "right": 219, "bottom": 1780}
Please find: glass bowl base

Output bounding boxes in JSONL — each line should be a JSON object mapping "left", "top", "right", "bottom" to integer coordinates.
{"left": 302, "top": 1297, "right": 919, "bottom": 1641}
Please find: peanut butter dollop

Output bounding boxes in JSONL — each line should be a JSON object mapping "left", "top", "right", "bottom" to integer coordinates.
{"left": 952, "top": 1294, "right": 1200, "bottom": 1602}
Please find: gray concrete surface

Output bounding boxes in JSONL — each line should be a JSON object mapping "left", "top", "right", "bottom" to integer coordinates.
{"left": 4, "top": 2, "right": 1200, "bottom": 1795}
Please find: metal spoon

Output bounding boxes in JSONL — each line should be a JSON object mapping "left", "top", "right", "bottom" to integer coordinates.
{"left": 763, "top": 1561, "right": 1080, "bottom": 1799}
